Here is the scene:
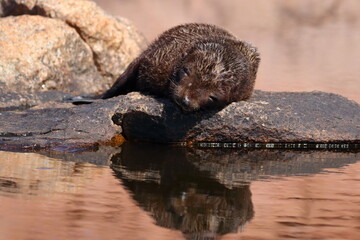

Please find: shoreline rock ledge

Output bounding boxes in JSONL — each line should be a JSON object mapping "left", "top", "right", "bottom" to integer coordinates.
{"left": 0, "top": 0, "right": 359, "bottom": 151}
{"left": 0, "top": 91, "right": 359, "bottom": 151}
{"left": 113, "top": 91, "right": 360, "bottom": 147}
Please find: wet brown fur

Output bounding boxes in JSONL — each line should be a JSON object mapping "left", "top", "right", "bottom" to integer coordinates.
{"left": 102, "top": 23, "right": 260, "bottom": 111}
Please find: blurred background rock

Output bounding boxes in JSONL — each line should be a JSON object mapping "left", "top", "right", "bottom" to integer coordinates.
{"left": 94, "top": 0, "right": 360, "bottom": 103}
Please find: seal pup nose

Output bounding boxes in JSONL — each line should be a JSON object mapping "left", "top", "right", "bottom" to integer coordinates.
{"left": 183, "top": 96, "right": 191, "bottom": 106}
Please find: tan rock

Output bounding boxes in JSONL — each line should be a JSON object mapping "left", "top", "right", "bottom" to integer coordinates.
{"left": 0, "top": 15, "right": 103, "bottom": 94}
{"left": 0, "top": 0, "right": 147, "bottom": 92}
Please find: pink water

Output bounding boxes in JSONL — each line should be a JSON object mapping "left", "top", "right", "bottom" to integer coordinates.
{"left": 0, "top": 147, "right": 359, "bottom": 240}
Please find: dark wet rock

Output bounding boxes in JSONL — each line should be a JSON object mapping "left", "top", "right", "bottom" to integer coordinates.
{"left": 0, "top": 97, "right": 123, "bottom": 149}
{"left": 0, "top": 90, "right": 72, "bottom": 111}
{"left": 0, "top": 0, "right": 146, "bottom": 93}
{"left": 113, "top": 90, "right": 360, "bottom": 144}
{"left": 0, "top": 91, "right": 359, "bottom": 150}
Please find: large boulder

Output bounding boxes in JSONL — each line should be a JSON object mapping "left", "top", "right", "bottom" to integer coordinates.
{"left": 0, "top": 91, "right": 359, "bottom": 150}
{"left": 0, "top": 15, "right": 103, "bottom": 94}
{"left": 113, "top": 91, "right": 360, "bottom": 145}
{"left": 0, "top": 0, "right": 146, "bottom": 94}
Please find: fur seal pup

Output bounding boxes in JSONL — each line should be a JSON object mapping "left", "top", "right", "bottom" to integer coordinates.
{"left": 102, "top": 23, "right": 260, "bottom": 111}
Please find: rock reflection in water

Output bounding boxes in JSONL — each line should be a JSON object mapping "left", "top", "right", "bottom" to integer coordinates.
{"left": 111, "top": 143, "right": 359, "bottom": 239}
{"left": 111, "top": 143, "right": 254, "bottom": 239}
{"left": 187, "top": 148, "right": 359, "bottom": 188}
{"left": 0, "top": 150, "right": 183, "bottom": 240}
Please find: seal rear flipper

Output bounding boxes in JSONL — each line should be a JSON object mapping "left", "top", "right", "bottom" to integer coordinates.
{"left": 101, "top": 57, "right": 141, "bottom": 99}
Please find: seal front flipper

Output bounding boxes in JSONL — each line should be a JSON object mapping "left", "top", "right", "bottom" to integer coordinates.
{"left": 101, "top": 57, "right": 141, "bottom": 99}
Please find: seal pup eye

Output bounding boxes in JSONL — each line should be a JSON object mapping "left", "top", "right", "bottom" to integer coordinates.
{"left": 175, "top": 67, "right": 190, "bottom": 83}
{"left": 183, "top": 67, "right": 190, "bottom": 76}
{"left": 208, "top": 95, "right": 218, "bottom": 102}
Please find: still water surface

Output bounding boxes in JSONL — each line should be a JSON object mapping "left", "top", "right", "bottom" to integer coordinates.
{"left": 0, "top": 143, "right": 359, "bottom": 240}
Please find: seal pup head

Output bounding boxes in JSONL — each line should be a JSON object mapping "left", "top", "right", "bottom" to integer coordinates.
{"left": 171, "top": 40, "right": 259, "bottom": 112}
